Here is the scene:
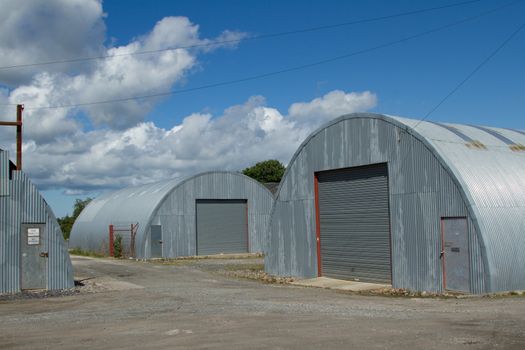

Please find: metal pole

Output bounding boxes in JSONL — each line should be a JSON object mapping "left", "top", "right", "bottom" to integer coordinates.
{"left": 109, "top": 225, "right": 114, "bottom": 257}
{"left": 0, "top": 104, "right": 23, "bottom": 170}
{"left": 16, "top": 104, "right": 23, "bottom": 170}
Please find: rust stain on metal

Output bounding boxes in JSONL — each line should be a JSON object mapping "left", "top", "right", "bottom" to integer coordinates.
{"left": 510, "top": 144, "right": 525, "bottom": 152}
{"left": 465, "top": 140, "right": 487, "bottom": 150}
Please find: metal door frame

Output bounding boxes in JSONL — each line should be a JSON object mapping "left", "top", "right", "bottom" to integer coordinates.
{"left": 440, "top": 216, "right": 470, "bottom": 291}
{"left": 314, "top": 163, "right": 393, "bottom": 282}
{"left": 194, "top": 199, "right": 249, "bottom": 256}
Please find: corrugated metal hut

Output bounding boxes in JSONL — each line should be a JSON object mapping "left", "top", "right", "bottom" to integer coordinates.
{"left": 70, "top": 171, "right": 274, "bottom": 259}
{"left": 0, "top": 149, "right": 74, "bottom": 293}
{"left": 266, "top": 113, "right": 525, "bottom": 294}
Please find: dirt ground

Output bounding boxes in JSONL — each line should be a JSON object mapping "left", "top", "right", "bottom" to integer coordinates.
{"left": 1, "top": 256, "right": 525, "bottom": 349}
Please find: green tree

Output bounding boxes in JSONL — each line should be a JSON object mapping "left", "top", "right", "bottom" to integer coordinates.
{"left": 242, "top": 160, "right": 285, "bottom": 183}
{"left": 58, "top": 198, "right": 92, "bottom": 240}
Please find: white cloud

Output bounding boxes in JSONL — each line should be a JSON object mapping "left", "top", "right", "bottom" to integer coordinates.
{"left": 0, "top": 0, "right": 106, "bottom": 86}
{"left": 1, "top": 10, "right": 247, "bottom": 137}
{"left": 0, "top": 3, "right": 378, "bottom": 198}
{"left": 19, "top": 90, "right": 377, "bottom": 193}
{"left": 289, "top": 90, "right": 377, "bottom": 126}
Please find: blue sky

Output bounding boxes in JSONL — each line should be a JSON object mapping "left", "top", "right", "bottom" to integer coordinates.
{"left": 0, "top": 0, "right": 524, "bottom": 216}
{"left": 101, "top": 0, "right": 525, "bottom": 127}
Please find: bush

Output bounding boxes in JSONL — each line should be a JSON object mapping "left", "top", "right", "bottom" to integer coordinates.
{"left": 242, "top": 159, "right": 285, "bottom": 183}
{"left": 114, "top": 234, "right": 123, "bottom": 258}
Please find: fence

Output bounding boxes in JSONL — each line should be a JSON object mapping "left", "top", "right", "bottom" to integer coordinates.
{"left": 109, "top": 223, "right": 138, "bottom": 258}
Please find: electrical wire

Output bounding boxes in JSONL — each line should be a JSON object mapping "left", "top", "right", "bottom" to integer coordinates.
{"left": 20, "top": 0, "right": 519, "bottom": 111}
{"left": 413, "top": 21, "right": 525, "bottom": 129}
{"left": 0, "top": 0, "right": 483, "bottom": 71}
{"left": 389, "top": 19, "right": 525, "bottom": 182}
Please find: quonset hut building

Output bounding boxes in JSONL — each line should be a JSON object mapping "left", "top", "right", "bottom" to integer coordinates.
{"left": 1, "top": 150, "right": 74, "bottom": 293}
{"left": 266, "top": 113, "right": 525, "bottom": 294}
{"left": 70, "top": 171, "right": 274, "bottom": 259}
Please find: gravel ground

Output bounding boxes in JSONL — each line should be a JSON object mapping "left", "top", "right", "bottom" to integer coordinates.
{"left": 1, "top": 255, "right": 524, "bottom": 349}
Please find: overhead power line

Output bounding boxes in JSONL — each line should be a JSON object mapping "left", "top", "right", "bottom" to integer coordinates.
{"left": 21, "top": 0, "right": 519, "bottom": 111}
{"left": 389, "top": 19, "right": 525, "bottom": 184}
{"left": 414, "top": 20, "right": 525, "bottom": 128}
{"left": 0, "top": 0, "right": 483, "bottom": 71}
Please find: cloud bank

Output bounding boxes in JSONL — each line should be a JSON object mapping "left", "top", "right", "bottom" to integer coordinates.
{"left": 0, "top": 0, "right": 378, "bottom": 196}
{"left": 20, "top": 90, "right": 377, "bottom": 193}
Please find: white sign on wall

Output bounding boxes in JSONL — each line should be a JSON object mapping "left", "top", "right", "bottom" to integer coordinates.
{"left": 27, "top": 228, "right": 40, "bottom": 237}
{"left": 27, "top": 236, "right": 40, "bottom": 245}
{"left": 27, "top": 227, "right": 40, "bottom": 245}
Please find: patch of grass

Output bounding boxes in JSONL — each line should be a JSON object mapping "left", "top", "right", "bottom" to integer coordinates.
{"left": 148, "top": 259, "right": 195, "bottom": 266}
{"left": 69, "top": 248, "right": 105, "bottom": 258}
{"left": 483, "top": 290, "right": 525, "bottom": 298}
{"left": 173, "top": 253, "right": 264, "bottom": 260}
{"left": 223, "top": 263, "right": 264, "bottom": 272}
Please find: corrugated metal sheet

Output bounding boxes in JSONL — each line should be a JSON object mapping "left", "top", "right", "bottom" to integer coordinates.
{"left": 0, "top": 150, "right": 10, "bottom": 196}
{"left": 70, "top": 171, "right": 274, "bottom": 258}
{"left": 0, "top": 150, "right": 73, "bottom": 293}
{"left": 267, "top": 113, "right": 524, "bottom": 293}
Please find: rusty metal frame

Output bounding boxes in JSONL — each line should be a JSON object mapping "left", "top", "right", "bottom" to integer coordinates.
{"left": 108, "top": 223, "right": 139, "bottom": 257}
{"left": 0, "top": 104, "right": 24, "bottom": 170}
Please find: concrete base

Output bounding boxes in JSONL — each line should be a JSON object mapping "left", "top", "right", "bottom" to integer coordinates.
{"left": 291, "top": 277, "right": 390, "bottom": 292}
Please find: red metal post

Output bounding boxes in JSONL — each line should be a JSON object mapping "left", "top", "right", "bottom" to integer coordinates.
{"left": 130, "top": 223, "right": 135, "bottom": 257}
{"left": 314, "top": 173, "right": 322, "bottom": 277}
{"left": 16, "top": 104, "right": 23, "bottom": 170}
{"left": 109, "top": 225, "right": 114, "bottom": 257}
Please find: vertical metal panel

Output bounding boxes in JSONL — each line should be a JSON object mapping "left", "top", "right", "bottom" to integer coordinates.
{"left": 0, "top": 150, "right": 10, "bottom": 196}
{"left": 20, "top": 223, "right": 47, "bottom": 289}
{"left": 442, "top": 218, "right": 470, "bottom": 292}
{"left": 317, "top": 164, "right": 391, "bottom": 283}
{"left": 267, "top": 114, "right": 490, "bottom": 293}
{"left": 150, "top": 225, "right": 162, "bottom": 258}
{"left": 196, "top": 199, "right": 248, "bottom": 255}
{"left": 1, "top": 150, "right": 73, "bottom": 293}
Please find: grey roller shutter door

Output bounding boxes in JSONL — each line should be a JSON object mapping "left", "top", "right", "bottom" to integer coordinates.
{"left": 317, "top": 163, "right": 391, "bottom": 283}
{"left": 196, "top": 199, "right": 248, "bottom": 255}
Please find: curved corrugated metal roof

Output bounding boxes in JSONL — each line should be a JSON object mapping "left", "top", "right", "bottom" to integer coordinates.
{"left": 275, "top": 113, "right": 525, "bottom": 292}
{"left": 70, "top": 176, "right": 180, "bottom": 254}
{"left": 70, "top": 171, "right": 273, "bottom": 256}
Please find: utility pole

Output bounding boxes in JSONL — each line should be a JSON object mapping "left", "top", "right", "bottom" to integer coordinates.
{"left": 0, "top": 104, "right": 24, "bottom": 170}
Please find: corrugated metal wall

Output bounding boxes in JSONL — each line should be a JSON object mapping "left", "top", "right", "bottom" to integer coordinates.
{"left": 266, "top": 115, "right": 489, "bottom": 294}
{"left": 0, "top": 151, "right": 9, "bottom": 196}
{"left": 71, "top": 171, "right": 274, "bottom": 259}
{"left": 1, "top": 151, "right": 74, "bottom": 293}
{"left": 150, "top": 172, "right": 274, "bottom": 258}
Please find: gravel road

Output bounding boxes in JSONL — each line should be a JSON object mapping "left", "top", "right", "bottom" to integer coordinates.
{"left": 1, "top": 255, "right": 524, "bottom": 349}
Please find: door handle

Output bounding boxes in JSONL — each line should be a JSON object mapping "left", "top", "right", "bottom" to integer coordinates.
{"left": 439, "top": 250, "right": 444, "bottom": 259}
{"left": 40, "top": 252, "right": 49, "bottom": 258}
